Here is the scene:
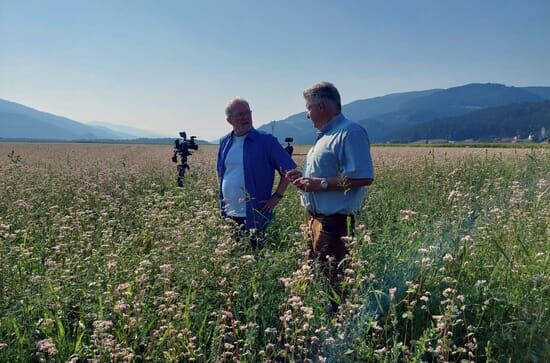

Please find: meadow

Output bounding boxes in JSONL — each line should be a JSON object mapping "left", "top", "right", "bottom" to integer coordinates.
{"left": 0, "top": 143, "right": 548, "bottom": 362}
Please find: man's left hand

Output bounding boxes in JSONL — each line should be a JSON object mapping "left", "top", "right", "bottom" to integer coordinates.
{"left": 260, "top": 193, "right": 283, "bottom": 214}
{"left": 292, "top": 177, "right": 322, "bottom": 192}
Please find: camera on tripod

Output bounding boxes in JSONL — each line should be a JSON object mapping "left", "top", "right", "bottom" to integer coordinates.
{"left": 171, "top": 131, "right": 198, "bottom": 187}
{"left": 284, "top": 137, "right": 294, "bottom": 156}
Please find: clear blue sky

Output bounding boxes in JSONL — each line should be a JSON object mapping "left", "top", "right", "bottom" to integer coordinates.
{"left": 1, "top": 0, "right": 549, "bottom": 139}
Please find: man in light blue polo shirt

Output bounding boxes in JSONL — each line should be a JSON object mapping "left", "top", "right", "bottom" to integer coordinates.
{"left": 217, "top": 97, "right": 297, "bottom": 248}
{"left": 286, "top": 82, "right": 374, "bottom": 306}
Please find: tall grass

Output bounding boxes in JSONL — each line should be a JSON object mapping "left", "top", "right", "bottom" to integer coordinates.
{"left": 0, "top": 144, "right": 548, "bottom": 362}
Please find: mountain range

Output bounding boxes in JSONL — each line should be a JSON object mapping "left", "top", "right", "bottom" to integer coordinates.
{"left": 258, "top": 83, "right": 550, "bottom": 143}
{"left": 0, "top": 99, "right": 165, "bottom": 140}
{"left": 2, "top": 83, "right": 550, "bottom": 143}
{"left": 396, "top": 100, "right": 550, "bottom": 141}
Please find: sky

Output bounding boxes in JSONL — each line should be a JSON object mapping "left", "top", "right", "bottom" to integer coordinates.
{"left": 1, "top": 0, "right": 550, "bottom": 140}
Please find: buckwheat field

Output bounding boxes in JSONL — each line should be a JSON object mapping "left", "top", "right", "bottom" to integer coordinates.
{"left": 0, "top": 143, "right": 548, "bottom": 362}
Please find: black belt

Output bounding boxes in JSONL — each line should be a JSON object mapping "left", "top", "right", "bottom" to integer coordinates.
{"left": 308, "top": 211, "right": 354, "bottom": 218}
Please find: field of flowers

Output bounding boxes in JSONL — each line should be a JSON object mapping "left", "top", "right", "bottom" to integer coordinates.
{"left": 0, "top": 143, "right": 548, "bottom": 362}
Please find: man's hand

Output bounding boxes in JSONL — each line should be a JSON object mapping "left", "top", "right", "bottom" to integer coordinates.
{"left": 291, "top": 177, "right": 323, "bottom": 192}
{"left": 284, "top": 169, "right": 302, "bottom": 182}
{"left": 260, "top": 193, "right": 283, "bottom": 214}
{"left": 285, "top": 169, "right": 323, "bottom": 192}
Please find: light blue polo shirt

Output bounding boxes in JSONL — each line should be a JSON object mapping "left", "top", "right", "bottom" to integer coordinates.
{"left": 301, "top": 113, "right": 375, "bottom": 215}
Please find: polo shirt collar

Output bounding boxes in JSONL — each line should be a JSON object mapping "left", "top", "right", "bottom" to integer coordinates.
{"left": 319, "top": 113, "right": 345, "bottom": 134}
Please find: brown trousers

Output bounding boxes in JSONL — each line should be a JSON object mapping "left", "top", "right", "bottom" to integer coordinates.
{"left": 307, "top": 214, "right": 354, "bottom": 291}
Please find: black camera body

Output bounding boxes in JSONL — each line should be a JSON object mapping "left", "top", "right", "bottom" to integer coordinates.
{"left": 171, "top": 131, "right": 198, "bottom": 187}
{"left": 284, "top": 137, "right": 294, "bottom": 156}
{"left": 172, "top": 132, "right": 198, "bottom": 162}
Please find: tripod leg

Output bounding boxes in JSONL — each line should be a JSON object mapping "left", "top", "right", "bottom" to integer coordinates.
{"left": 177, "top": 165, "right": 185, "bottom": 187}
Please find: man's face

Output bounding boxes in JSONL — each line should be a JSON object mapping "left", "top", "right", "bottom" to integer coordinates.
{"left": 306, "top": 100, "right": 324, "bottom": 130}
{"left": 226, "top": 102, "right": 253, "bottom": 136}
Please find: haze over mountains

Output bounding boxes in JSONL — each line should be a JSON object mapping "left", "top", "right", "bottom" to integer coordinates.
{"left": 0, "top": 99, "right": 166, "bottom": 140}
{"left": 1, "top": 83, "right": 550, "bottom": 143}
{"left": 88, "top": 121, "right": 169, "bottom": 139}
{"left": 258, "top": 83, "right": 550, "bottom": 143}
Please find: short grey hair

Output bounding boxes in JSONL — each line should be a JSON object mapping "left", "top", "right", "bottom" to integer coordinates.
{"left": 303, "top": 81, "right": 342, "bottom": 112}
{"left": 225, "top": 97, "right": 250, "bottom": 116}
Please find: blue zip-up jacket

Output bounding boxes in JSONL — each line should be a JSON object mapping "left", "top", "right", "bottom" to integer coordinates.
{"left": 217, "top": 128, "right": 297, "bottom": 230}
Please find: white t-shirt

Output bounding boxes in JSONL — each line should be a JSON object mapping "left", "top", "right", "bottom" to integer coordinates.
{"left": 221, "top": 135, "right": 247, "bottom": 217}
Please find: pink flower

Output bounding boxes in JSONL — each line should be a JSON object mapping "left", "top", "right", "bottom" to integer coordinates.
{"left": 159, "top": 264, "right": 173, "bottom": 274}
{"left": 36, "top": 338, "right": 58, "bottom": 355}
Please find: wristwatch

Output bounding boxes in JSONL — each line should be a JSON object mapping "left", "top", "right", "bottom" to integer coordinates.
{"left": 320, "top": 178, "right": 328, "bottom": 191}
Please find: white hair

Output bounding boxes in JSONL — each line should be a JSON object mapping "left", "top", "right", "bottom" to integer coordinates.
{"left": 303, "top": 81, "right": 342, "bottom": 111}
{"left": 225, "top": 97, "right": 250, "bottom": 116}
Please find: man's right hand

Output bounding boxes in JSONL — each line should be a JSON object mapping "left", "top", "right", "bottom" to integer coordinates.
{"left": 284, "top": 169, "right": 302, "bottom": 182}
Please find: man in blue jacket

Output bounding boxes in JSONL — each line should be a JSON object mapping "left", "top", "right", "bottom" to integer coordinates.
{"left": 217, "top": 97, "right": 297, "bottom": 248}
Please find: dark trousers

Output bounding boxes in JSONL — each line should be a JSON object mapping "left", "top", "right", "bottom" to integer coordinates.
{"left": 307, "top": 213, "right": 354, "bottom": 307}
{"left": 227, "top": 216, "right": 265, "bottom": 249}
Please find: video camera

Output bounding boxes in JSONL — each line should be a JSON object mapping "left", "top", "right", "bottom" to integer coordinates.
{"left": 171, "top": 131, "right": 199, "bottom": 187}
{"left": 284, "top": 137, "right": 294, "bottom": 156}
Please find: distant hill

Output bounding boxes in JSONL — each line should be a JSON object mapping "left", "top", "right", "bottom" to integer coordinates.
{"left": 258, "top": 83, "right": 550, "bottom": 143}
{"left": 523, "top": 87, "right": 550, "bottom": 100}
{"left": 0, "top": 99, "right": 128, "bottom": 140}
{"left": 395, "top": 101, "right": 550, "bottom": 142}
{"left": 359, "top": 83, "right": 546, "bottom": 142}
{"left": 259, "top": 89, "right": 441, "bottom": 144}
{"left": 3, "top": 82, "right": 550, "bottom": 143}
{"left": 88, "top": 121, "right": 169, "bottom": 138}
